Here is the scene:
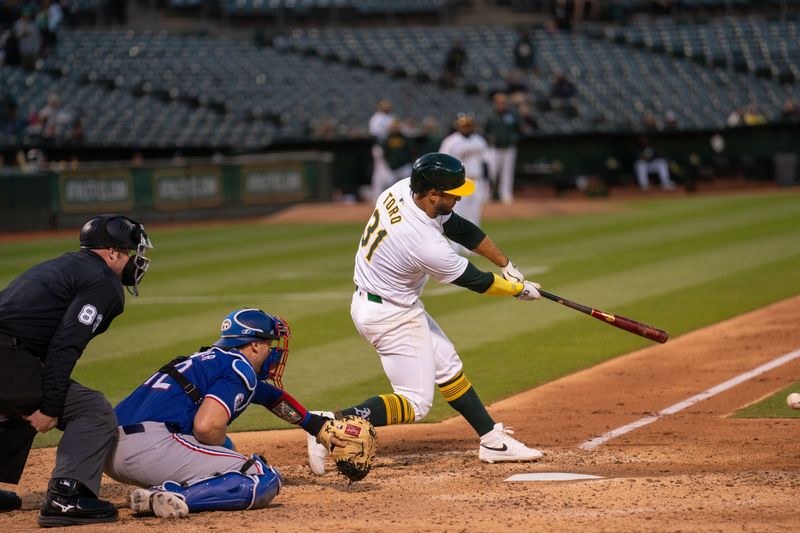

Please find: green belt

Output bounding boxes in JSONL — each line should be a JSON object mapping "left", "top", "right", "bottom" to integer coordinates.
{"left": 357, "top": 287, "right": 383, "bottom": 304}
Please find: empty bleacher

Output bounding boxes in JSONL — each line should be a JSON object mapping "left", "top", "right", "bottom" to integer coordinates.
{"left": 2, "top": 13, "right": 798, "bottom": 149}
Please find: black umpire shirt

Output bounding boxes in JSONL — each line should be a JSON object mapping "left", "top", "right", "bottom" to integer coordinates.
{"left": 0, "top": 249, "right": 124, "bottom": 418}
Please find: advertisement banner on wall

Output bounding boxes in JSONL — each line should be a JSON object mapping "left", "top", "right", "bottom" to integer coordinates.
{"left": 153, "top": 166, "right": 223, "bottom": 210}
{"left": 59, "top": 170, "right": 132, "bottom": 213}
{"left": 241, "top": 163, "right": 308, "bottom": 204}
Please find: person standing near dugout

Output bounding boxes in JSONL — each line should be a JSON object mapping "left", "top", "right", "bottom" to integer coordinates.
{"left": 439, "top": 113, "right": 489, "bottom": 229}
{"left": 484, "top": 93, "right": 522, "bottom": 204}
{"left": 307, "top": 152, "right": 544, "bottom": 474}
{"left": 0, "top": 214, "right": 153, "bottom": 527}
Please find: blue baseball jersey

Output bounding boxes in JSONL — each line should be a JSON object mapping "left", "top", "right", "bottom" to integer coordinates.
{"left": 115, "top": 347, "right": 259, "bottom": 433}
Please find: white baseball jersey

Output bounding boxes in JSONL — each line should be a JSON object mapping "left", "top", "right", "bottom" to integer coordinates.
{"left": 354, "top": 178, "right": 469, "bottom": 306}
{"left": 438, "top": 132, "right": 488, "bottom": 180}
{"left": 439, "top": 132, "right": 489, "bottom": 228}
{"left": 368, "top": 111, "right": 394, "bottom": 142}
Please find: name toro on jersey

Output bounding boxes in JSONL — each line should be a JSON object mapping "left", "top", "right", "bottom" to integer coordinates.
{"left": 354, "top": 177, "right": 469, "bottom": 307}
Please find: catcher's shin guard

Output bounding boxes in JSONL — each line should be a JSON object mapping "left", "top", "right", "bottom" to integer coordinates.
{"left": 158, "top": 464, "right": 281, "bottom": 513}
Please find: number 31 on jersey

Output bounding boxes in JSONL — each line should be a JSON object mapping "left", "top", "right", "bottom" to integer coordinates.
{"left": 360, "top": 209, "right": 387, "bottom": 262}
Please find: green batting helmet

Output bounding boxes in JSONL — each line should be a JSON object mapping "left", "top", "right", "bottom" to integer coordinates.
{"left": 410, "top": 153, "right": 475, "bottom": 196}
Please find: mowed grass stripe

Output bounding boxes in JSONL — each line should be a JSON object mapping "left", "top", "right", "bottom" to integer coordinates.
{"left": 152, "top": 226, "right": 359, "bottom": 273}
{"left": 235, "top": 251, "right": 800, "bottom": 431}
{"left": 498, "top": 198, "right": 799, "bottom": 272}
{"left": 484, "top": 192, "right": 798, "bottom": 249}
{"left": 8, "top": 191, "right": 794, "bottom": 446}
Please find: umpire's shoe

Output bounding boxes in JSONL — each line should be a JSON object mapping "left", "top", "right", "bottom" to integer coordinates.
{"left": 38, "top": 478, "right": 118, "bottom": 528}
{"left": 0, "top": 489, "right": 22, "bottom": 512}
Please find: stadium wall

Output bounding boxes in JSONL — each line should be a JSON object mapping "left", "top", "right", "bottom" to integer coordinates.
{"left": 0, "top": 151, "right": 333, "bottom": 231}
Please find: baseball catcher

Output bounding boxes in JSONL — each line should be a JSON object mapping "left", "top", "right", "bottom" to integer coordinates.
{"left": 105, "top": 308, "right": 376, "bottom": 520}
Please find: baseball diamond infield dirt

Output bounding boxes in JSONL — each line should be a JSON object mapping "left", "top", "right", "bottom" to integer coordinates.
{"left": 2, "top": 191, "right": 799, "bottom": 532}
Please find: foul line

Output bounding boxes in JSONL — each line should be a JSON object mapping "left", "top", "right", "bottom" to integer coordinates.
{"left": 579, "top": 347, "right": 800, "bottom": 451}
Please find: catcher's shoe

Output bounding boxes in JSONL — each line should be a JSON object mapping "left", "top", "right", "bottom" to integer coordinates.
{"left": 479, "top": 423, "right": 544, "bottom": 463}
{"left": 151, "top": 491, "right": 188, "bottom": 519}
{"left": 307, "top": 410, "right": 335, "bottom": 475}
{"left": 129, "top": 488, "right": 155, "bottom": 514}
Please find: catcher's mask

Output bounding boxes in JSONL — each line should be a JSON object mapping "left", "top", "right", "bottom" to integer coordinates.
{"left": 214, "top": 308, "right": 291, "bottom": 387}
{"left": 79, "top": 214, "right": 153, "bottom": 297}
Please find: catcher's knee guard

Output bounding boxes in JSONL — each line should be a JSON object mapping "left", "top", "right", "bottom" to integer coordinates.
{"left": 159, "top": 460, "right": 281, "bottom": 513}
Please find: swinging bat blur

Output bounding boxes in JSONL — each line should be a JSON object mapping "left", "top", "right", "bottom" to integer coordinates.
{"left": 539, "top": 290, "right": 669, "bottom": 344}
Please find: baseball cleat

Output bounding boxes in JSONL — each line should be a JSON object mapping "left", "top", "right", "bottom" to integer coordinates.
{"left": 129, "top": 488, "right": 155, "bottom": 514}
{"left": 307, "top": 410, "right": 335, "bottom": 475}
{"left": 38, "top": 478, "right": 118, "bottom": 527}
{"left": 151, "top": 491, "right": 188, "bottom": 519}
{"left": 479, "top": 423, "right": 544, "bottom": 464}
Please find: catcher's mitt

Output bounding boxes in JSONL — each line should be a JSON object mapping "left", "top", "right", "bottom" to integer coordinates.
{"left": 316, "top": 415, "right": 377, "bottom": 483}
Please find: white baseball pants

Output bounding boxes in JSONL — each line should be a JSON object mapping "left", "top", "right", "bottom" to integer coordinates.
{"left": 350, "top": 289, "right": 463, "bottom": 420}
{"left": 486, "top": 146, "right": 517, "bottom": 203}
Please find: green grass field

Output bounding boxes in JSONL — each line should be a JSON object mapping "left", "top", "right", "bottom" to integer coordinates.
{"left": 734, "top": 379, "right": 800, "bottom": 419}
{"left": 1, "top": 190, "right": 798, "bottom": 448}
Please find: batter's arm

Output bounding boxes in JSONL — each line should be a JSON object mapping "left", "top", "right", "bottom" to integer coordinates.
{"left": 442, "top": 212, "right": 486, "bottom": 250}
{"left": 452, "top": 263, "right": 523, "bottom": 297}
{"left": 472, "top": 235, "right": 510, "bottom": 268}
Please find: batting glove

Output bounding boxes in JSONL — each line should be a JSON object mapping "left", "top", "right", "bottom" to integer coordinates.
{"left": 515, "top": 280, "right": 542, "bottom": 301}
{"left": 501, "top": 260, "right": 525, "bottom": 283}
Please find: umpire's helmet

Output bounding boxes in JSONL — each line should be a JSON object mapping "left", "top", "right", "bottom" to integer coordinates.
{"left": 214, "top": 308, "right": 292, "bottom": 387}
{"left": 410, "top": 152, "right": 475, "bottom": 196}
{"left": 80, "top": 214, "right": 149, "bottom": 250}
{"left": 80, "top": 214, "right": 153, "bottom": 297}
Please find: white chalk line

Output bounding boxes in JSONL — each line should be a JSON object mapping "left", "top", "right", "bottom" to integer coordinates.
{"left": 579, "top": 347, "right": 800, "bottom": 451}
{"left": 132, "top": 266, "right": 551, "bottom": 304}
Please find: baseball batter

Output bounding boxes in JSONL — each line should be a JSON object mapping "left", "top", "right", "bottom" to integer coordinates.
{"left": 439, "top": 113, "right": 489, "bottom": 228}
{"left": 308, "top": 152, "right": 544, "bottom": 473}
{"left": 106, "top": 308, "right": 341, "bottom": 519}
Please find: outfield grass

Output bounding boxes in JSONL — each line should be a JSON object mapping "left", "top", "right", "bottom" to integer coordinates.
{"left": 734, "top": 380, "right": 800, "bottom": 419}
{"left": 1, "top": 191, "right": 798, "bottom": 448}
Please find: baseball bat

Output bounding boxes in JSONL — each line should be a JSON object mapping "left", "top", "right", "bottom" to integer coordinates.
{"left": 538, "top": 289, "right": 669, "bottom": 344}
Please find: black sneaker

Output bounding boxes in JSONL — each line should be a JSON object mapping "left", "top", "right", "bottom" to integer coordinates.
{"left": 0, "top": 489, "right": 22, "bottom": 512}
{"left": 38, "top": 478, "right": 118, "bottom": 528}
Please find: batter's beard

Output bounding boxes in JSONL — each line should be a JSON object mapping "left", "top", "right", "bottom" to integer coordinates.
{"left": 434, "top": 200, "right": 454, "bottom": 217}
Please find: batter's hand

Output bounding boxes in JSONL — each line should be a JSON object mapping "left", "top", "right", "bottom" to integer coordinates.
{"left": 501, "top": 260, "right": 525, "bottom": 283}
{"left": 515, "top": 280, "right": 542, "bottom": 301}
{"left": 23, "top": 410, "right": 58, "bottom": 433}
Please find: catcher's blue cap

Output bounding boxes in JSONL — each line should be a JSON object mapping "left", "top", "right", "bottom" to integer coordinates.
{"left": 214, "top": 308, "right": 284, "bottom": 348}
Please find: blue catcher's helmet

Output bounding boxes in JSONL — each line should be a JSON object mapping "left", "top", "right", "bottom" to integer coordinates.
{"left": 214, "top": 308, "right": 291, "bottom": 387}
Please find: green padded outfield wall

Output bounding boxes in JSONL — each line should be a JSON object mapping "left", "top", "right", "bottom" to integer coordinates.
{"left": 0, "top": 152, "right": 333, "bottom": 232}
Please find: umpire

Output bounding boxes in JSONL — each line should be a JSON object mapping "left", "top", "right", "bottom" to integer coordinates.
{"left": 0, "top": 214, "right": 153, "bottom": 527}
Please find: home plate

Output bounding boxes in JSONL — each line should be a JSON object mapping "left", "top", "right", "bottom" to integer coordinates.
{"left": 505, "top": 473, "right": 604, "bottom": 482}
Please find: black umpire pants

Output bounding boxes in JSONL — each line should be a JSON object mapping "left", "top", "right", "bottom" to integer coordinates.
{"left": 0, "top": 347, "right": 118, "bottom": 497}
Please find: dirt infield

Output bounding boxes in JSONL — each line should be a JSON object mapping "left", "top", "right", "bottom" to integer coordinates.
{"left": 3, "top": 295, "right": 799, "bottom": 531}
